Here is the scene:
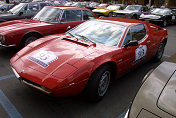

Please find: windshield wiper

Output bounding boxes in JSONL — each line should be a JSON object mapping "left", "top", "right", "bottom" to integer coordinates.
{"left": 75, "top": 34, "right": 96, "bottom": 45}
{"left": 66, "top": 32, "right": 79, "bottom": 41}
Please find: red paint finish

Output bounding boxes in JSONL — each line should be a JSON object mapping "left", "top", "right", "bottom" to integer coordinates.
{"left": 0, "top": 6, "right": 97, "bottom": 47}
{"left": 10, "top": 18, "right": 168, "bottom": 97}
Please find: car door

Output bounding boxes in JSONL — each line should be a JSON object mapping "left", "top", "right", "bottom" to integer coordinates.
{"left": 121, "top": 24, "right": 151, "bottom": 69}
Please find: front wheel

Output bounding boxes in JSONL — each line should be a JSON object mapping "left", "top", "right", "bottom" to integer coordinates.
{"left": 20, "top": 34, "right": 41, "bottom": 49}
{"left": 84, "top": 65, "right": 112, "bottom": 102}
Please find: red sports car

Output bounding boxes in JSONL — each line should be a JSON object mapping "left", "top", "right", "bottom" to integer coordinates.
{"left": 10, "top": 17, "right": 168, "bottom": 101}
{"left": 0, "top": 6, "right": 96, "bottom": 48}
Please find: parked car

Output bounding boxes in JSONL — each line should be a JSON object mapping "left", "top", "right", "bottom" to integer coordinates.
{"left": 113, "top": 5, "right": 150, "bottom": 19}
{"left": 0, "top": 2, "right": 53, "bottom": 22}
{"left": 86, "top": 2, "right": 99, "bottom": 10}
{"left": 94, "top": 3, "right": 109, "bottom": 9}
{"left": 0, "top": 6, "right": 96, "bottom": 48}
{"left": 10, "top": 17, "right": 167, "bottom": 101}
{"left": 139, "top": 8, "right": 176, "bottom": 27}
{"left": 0, "top": 4, "right": 14, "bottom": 13}
{"left": 92, "top": 4, "right": 125, "bottom": 17}
{"left": 119, "top": 61, "right": 176, "bottom": 118}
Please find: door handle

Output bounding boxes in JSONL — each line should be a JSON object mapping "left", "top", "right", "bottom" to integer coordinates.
{"left": 147, "top": 40, "right": 151, "bottom": 44}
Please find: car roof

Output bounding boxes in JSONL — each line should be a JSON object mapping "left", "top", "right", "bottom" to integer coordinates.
{"left": 47, "top": 6, "right": 88, "bottom": 10}
{"left": 97, "top": 17, "right": 146, "bottom": 26}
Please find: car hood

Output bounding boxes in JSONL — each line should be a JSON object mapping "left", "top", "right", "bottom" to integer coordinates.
{"left": 140, "top": 13, "right": 161, "bottom": 19}
{"left": 129, "top": 61, "right": 176, "bottom": 117}
{"left": 114, "top": 10, "right": 138, "bottom": 14}
{"left": 16, "top": 35, "right": 99, "bottom": 76}
{"left": 0, "top": 19, "right": 52, "bottom": 34}
{"left": 157, "top": 70, "right": 176, "bottom": 117}
{"left": 0, "top": 12, "right": 14, "bottom": 18}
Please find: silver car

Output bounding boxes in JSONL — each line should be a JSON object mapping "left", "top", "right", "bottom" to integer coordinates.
{"left": 119, "top": 61, "right": 176, "bottom": 118}
{"left": 113, "top": 5, "right": 150, "bottom": 19}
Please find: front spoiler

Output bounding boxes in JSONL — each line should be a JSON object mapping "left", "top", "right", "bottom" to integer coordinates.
{"left": 0, "top": 42, "right": 16, "bottom": 47}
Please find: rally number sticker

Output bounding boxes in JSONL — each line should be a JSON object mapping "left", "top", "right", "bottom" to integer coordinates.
{"left": 28, "top": 50, "right": 58, "bottom": 68}
{"left": 135, "top": 45, "right": 147, "bottom": 62}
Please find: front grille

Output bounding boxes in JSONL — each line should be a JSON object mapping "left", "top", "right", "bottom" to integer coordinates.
{"left": 21, "top": 78, "right": 52, "bottom": 94}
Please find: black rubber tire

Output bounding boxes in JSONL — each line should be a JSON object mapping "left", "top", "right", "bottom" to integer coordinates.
{"left": 162, "top": 20, "right": 167, "bottom": 27}
{"left": 131, "top": 15, "right": 137, "bottom": 19}
{"left": 20, "top": 34, "right": 41, "bottom": 49}
{"left": 108, "top": 12, "right": 113, "bottom": 17}
{"left": 84, "top": 64, "right": 112, "bottom": 102}
{"left": 154, "top": 42, "right": 165, "bottom": 61}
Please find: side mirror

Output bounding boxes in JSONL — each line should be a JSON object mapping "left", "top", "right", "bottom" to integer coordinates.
{"left": 67, "top": 26, "right": 71, "bottom": 31}
{"left": 19, "top": 12, "right": 23, "bottom": 16}
{"left": 124, "top": 40, "right": 138, "bottom": 47}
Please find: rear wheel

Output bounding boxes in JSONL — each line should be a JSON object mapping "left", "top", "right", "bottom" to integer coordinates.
{"left": 108, "top": 12, "right": 113, "bottom": 17}
{"left": 163, "top": 20, "right": 167, "bottom": 27}
{"left": 154, "top": 42, "right": 165, "bottom": 61}
{"left": 84, "top": 65, "right": 112, "bottom": 102}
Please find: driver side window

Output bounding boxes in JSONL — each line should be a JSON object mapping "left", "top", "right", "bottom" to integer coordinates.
{"left": 123, "top": 24, "right": 147, "bottom": 45}
{"left": 130, "top": 24, "right": 147, "bottom": 42}
{"left": 123, "top": 29, "right": 132, "bottom": 45}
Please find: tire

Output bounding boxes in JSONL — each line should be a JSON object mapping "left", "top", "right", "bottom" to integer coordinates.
{"left": 154, "top": 42, "right": 165, "bottom": 61}
{"left": 131, "top": 15, "right": 137, "bottom": 19}
{"left": 84, "top": 64, "right": 112, "bottom": 102}
{"left": 108, "top": 12, "right": 113, "bottom": 17}
{"left": 163, "top": 20, "right": 167, "bottom": 27}
{"left": 20, "top": 34, "right": 41, "bottom": 48}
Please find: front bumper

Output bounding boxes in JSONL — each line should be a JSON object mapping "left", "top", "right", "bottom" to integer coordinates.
{"left": 0, "top": 42, "right": 16, "bottom": 47}
{"left": 139, "top": 18, "right": 163, "bottom": 22}
{"left": 11, "top": 66, "right": 52, "bottom": 94}
{"left": 93, "top": 12, "right": 105, "bottom": 17}
{"left": 113, "top": 13, "right": 131, "bottom": 18}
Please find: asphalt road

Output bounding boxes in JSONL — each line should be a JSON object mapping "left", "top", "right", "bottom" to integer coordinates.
{"left": 0, "top": 24, "right": 176, "bottom": 118}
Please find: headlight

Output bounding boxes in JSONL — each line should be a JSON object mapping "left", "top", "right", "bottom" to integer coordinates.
{"left": 0, "top": 34, "right": 5, "bottom": 44}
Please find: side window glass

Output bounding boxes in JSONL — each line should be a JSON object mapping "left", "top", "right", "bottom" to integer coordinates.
{"left": 23, "top": 4, "right": 28, "bottom": 11}
{"left": 83, "top": 10, "right": 96, "bottom": 20}
{"left": 61, "top": 11, "right": 66, "bottom": 22}
{"left": 130, "top": 24, "right": 147, "bottom": 42}
{"left": 29, "top": 3, "right": 39, "bottom": 11}
{"left": 40, "top": 3, "right": 50, "bottom": 9}
{"left": 66, "top": 10, "right": 82, "bottom": 22}
{"left": 123, "top": 29, "right": 132, "bottom": 45}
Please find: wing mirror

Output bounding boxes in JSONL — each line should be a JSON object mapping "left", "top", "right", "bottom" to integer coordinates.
{"left": 124, "top": 40, "right": 138, "bottom": 47}
{"left": 67, "top": 26, "right": 71, "bottom": 31}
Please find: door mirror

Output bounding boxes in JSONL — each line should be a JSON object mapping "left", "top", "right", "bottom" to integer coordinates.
{"left": 124, "top": 40, "right": 138, "bottom": 47}
{"left": 67, "top": 26, "right": 71, "bottom": 31}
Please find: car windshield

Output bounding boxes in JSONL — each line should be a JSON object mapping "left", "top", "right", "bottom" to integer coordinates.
{"left": 9, "top": 3, "right": 25, "bottom": 14}
{"left": 98, "top": 4, "right": 107, "bottom": 7}
{"left": 33, "top": 7, "right": 61, "bottom": 23}
{"left": 125, "top": 5, "right": 140, "bottom": 11}
{"left": 67, "top": 20, "right": 126, "bottom": 46}
{"left": 152, "top": 8, "right": 171, "bottom": 15}
{"left": 107, "top": 5, "right": 120, "bottom": 10}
